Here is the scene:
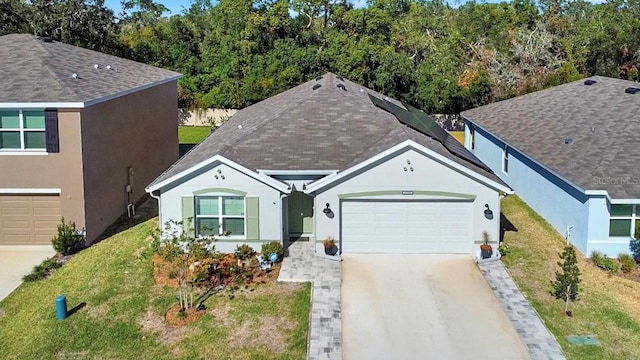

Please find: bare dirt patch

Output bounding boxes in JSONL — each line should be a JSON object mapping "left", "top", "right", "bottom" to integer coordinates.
{"left": 139, "top": 309, "right": 198, "bottom": 344}
{"left": 209, "top": 304, "right": 233, "bottom": 327}
{"left": 229, "top": 316, "right": 295, "bottom": 353}
{"left": 86, "top": 303, "right": 109, "bottom": 320}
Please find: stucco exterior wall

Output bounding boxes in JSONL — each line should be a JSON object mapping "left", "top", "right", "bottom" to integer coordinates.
{"left": 157, "top": 161, "right": 283, "bottom": 253}
{"left": 466, "top": 122, "right": 594, "bottom": 255}
{"left": 81, "top": 81, "right": 179, "bottom": 241}
{"left": 0, "top": 109, "right": 85, "bottom": 229}
{"left": 312, "top": 148, "right": 501, "bottom": 257}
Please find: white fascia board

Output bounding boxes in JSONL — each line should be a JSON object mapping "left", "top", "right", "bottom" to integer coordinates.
{"left": 608, "top": 198, "right": 640, "bottom": 204}
{"left": 0, "top": 188, "right": 61, "bottom": 194}
{"left": 256, "top": 169, "right": 338, "bottom": 176}
{"left": 146, "top": 155, "right": 290, "bottom": 194}
{"left": 0, "top": 102, "right": 84, "bottom": 109}
{"left": 462, "top": 117, "right": 586, "bottom": 196}
{"left": 0, "top": 75, "right": 182, "bottom": 110}
{"left": 304, "top": 140, "right": 512, "bottom": 194}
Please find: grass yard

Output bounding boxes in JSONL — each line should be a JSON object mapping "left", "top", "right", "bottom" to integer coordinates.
{"left": 0, "top": 219, "right": 311, "bottom": 360}
{"left": 178, "top": 126, "right": 211, "bottom": 144}
{"left": 501, "top": 196, "right": 640, "bottom": 359}
{"left": 449, "top": 131, "right": 465, "bottom": 144}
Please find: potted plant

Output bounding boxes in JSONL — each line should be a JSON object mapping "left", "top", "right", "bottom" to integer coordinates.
{"left": 480, "top": 231, "right": 493, "bottom": 259}
{"left": 323, "top": 237, "right": 338, "bottom": 256}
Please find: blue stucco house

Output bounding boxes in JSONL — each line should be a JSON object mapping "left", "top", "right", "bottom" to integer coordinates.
{"left": 462, "top": 76, "right": 640, "bottom": 258}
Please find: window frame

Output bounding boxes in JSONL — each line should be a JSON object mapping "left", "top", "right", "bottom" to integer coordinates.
{"left": 0, "top": 110, "right": 46, "bottom": 151}
{"left": 609, "top": 204, "right": 637, "bottom": 237}
{"left": 194, "top": 195, "right": 246, "bottom": 238}
{"left": 502, "top": 144, "right": 509, "bottom": 173}
{"left": 470, "top": 125, "right": 475, "bottom": 150}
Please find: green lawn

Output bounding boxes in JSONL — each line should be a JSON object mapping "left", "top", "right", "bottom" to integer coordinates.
{"left": 0, "top": 219, "right": 311, "bottom": 360}
{"left": 178, "top": 126, "right": 211, "bottom": 144}
{"left": 501, "top": 196, "right": 640, "bottom": 359}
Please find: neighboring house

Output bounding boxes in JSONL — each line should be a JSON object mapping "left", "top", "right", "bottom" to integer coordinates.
{"left": 146, "top": 73, "right": 511, "bottom": 257}
{"left": 0, "top": 34, "right": 181, "bottom": 245}
{"left": 462, "top": 76, "right": 640, "bottom": 258}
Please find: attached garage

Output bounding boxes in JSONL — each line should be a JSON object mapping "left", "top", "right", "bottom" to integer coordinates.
{"left": 0, "top": 195, "right": 60, "bottom": 245}
{"left": 341, "top": 200, "right": 472, "bottom": 253}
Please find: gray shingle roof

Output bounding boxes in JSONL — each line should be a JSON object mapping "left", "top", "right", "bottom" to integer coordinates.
{"left": 0, "top": 34, "right": 181, "bottom": 104}
{"left": 150, "top": 73, "right": 504, "bottom": 190}
{"left": 462, "top": 76, "right": 640, "bottom": 199}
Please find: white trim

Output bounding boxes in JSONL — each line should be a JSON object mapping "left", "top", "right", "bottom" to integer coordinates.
{"left": 304, "top": 140, "right": 512, "bottom": 194}
{"left": 0, "top": 151, "right": 48, "bottom": 156}
{"left": 0, "top": 75, "right": 181, "bottom": 110}
{"left": 501, "top": 144, "right": 509, "bottom": 174}
{"left": 606, "top": 197, "right": 640, "bottom": 204}
{"left": 194, "top": 195, "right": 246, "bottom": 238}
{"left": 145, "top": 155, "right": 290, "bottom": 193}
{"left": 0, "top": 102, "right": 84, "bottom": 109}
{"left": 257, "top": 169, "right": 338, "bottom": 176}
{"left": 0, "top": 188, "right": 61, "bottom": 194}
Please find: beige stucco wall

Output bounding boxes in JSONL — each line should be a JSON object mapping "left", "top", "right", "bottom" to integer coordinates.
{"left": 0, "top": 110, "right": 86, "bottom": 229}
{"left": 80, "top": 81, "right": 179, "bottom": 241}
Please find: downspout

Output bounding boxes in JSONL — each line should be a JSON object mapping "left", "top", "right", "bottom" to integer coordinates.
{"left": 280, "top": 193, "right": 288, "bottom": 245}
{"left": 149, "top": 190, "right": 161, "bottom": 226}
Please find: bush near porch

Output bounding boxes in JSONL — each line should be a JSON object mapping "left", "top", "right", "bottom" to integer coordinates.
{"left": 500, "top": 195, "right": 640, "bottom": 360}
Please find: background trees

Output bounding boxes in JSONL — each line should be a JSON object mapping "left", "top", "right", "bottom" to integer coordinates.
{"left": 2, "top": 0, "right": 639, "bottom": 113}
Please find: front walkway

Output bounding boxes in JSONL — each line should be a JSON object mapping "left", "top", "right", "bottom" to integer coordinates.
{"left": 278, "top": 241, "right": 342, "bottom": 360}
{"left": 478, "top": 259, "right": 566, "bottom": 360}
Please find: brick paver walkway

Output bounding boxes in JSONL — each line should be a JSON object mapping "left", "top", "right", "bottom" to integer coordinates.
{"left": 278, "top": 241, "right": 342, "bottom": 360}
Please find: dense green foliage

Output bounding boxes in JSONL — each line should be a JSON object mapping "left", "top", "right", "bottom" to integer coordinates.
{"left": 22, "top": 257, "right": 62, "bottom": 282}
{"left": 51, "top": 218, "right": 84, "bottom": 255}
{"left": 3, "top": 0, "right": 640, "bottom": 112}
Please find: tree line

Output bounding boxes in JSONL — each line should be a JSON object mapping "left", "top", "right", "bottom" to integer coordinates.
{"left": 2, "top": 0, "right": 640, "bottom": 113}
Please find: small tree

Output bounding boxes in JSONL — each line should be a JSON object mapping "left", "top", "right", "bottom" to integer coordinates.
{"left": 51, "top": 218, "right": 84, "bottom": 255}
{"left": 551, "top": 245, "right": 581, "bottom": 314}
{"left": 151, "top": 219, "right": 215, "bottom": 311}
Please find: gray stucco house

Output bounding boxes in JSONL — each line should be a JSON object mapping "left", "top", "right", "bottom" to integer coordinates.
{"left": 146, "top": 73, "right": 510, "bottom": 258}
{"left": 462, "top": 76, "right": 640, "bottom": 258}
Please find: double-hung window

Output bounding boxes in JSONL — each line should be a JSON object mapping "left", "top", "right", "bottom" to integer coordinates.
{"left": 195, "top": 196, "right": 245, "bottom": 237}
{"left": 609, "top": 204, "right": 637, "bottom": 237}
{"left": 0, "top": 110, "right": 46, "bottom": 150}
{"left": 502, "top": 145, "right": 509, "bottom": 173}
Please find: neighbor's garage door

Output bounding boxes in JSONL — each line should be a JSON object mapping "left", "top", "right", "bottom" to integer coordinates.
{"left": 0, "top": 195, "right": 60, "bottom": 245}
{"left": 341, "top": 200, "right": 472, "bottom": 253}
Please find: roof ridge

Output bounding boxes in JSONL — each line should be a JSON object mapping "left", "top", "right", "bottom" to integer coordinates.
{"left": 33, "top": 37, "right": 81, "bottom": 100}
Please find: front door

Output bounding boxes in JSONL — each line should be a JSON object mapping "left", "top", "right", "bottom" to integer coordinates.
{"left": 288, "top": 192, "right": 313, "bottom": 235}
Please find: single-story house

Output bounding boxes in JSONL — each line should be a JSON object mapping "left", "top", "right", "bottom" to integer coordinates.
{"left": 462, "top": 76, "right": 640, "bottom": 257}
{"left": 0, "top": 34, "right": 181, "bottom": 245}
{"left": 146, "top": 73, "right": 511, "bottom": 257}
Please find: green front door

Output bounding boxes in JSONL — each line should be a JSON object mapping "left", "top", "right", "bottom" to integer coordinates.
{"left": 288, "top": 192, "right": 313, "bottom": 235}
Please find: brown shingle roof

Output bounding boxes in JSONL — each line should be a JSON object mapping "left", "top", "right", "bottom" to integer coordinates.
{"left": 150, "top": 73, "right": 504, "bottom": 189}
{"left": 0, "top": 34, "right": 181, "bottom": 104}
{"left": 462, "top": 76, "right": 640, "bottom": 199}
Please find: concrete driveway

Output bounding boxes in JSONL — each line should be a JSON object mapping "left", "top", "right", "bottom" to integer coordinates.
{"left": 342, "top": 254, "right": 530, "bottom": 360}
{"left": 0, "top": 246, "right": 55, "bottom": 301}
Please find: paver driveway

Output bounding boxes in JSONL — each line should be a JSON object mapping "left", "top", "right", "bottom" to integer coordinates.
{"left": 342, "top": 254, "right": 531, "bottom": 360}
{"left": 0, "top": 246, "right": 55, "bottom": 301}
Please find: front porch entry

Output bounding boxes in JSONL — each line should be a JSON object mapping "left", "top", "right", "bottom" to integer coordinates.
{"left": 288, "top": 191, "right": 313, "bottom": 238}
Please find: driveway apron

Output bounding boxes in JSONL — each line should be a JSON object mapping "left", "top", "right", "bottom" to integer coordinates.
{"left": 0, "top": 246, "right": 55, "bottom": 301}
{"left": 341, "top": 254, "right": 531, "bottom": 360}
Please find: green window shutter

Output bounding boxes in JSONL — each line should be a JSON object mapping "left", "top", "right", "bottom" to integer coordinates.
{"left": 246, "top": 197, "right": 259, "bottom": 240}
{"left": 182, "top": 196, "right": 194, "bottom": 235}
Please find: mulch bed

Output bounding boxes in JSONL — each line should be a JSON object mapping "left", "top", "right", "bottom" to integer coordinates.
{"left": 165, "top": 305, "right": 206, "bottom": 326}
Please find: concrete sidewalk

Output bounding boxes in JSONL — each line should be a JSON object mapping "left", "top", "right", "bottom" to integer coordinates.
{"left": 0, "top": 246, "right": 55, "bottom": 301}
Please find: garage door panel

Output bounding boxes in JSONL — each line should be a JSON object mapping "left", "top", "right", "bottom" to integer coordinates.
{"left": 342, "top": 200, "right": 472, "bottom": 254}
{"left": 0, "top": 195, "right": 60, "bottom": 245}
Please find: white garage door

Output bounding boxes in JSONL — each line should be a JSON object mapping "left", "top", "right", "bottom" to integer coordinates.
{"left": 341, "top": 200, "right": 472, "bottom": 253}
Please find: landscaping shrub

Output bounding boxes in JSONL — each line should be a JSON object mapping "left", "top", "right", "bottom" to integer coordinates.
{"left": 618, "top": 254, "right": 636, "bottom": 273}
{"left": 235, "top": 244, "right": 255, "bottom": 261}
{"left": 498, "top": 244, "right": 511, "bottom": 257}
{"left": 591, "top": 250, "right": 618, "bottom": 273}
{"left": 261, "top": 241, "right": 284, "bottom": 262}
{"left": 51, "top": 218, "right": 84, "bottom": 255}
{"left": 551, "top": 245, "right": 581, "bottom": 301}
{"left": 22, "top": 257, "right": 62, "bottom": 282}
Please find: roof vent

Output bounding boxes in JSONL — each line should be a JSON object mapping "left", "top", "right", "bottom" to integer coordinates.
{"left": 337, "top": 76, "right": 344, "bottom": 81}
{"left": 336, "top": 83, "right": 346, "bottom": 91}
{"left": 312, "top": 84, "right": 322, "bottom": 90}
{"left": 564, "top": 137, "right": 573, "bottom": 145}
{"left": 625, "top": 87, "right": 640, "bottom": 94}
{"left": 584, "top": 79, "right": 597, "bottom": 86}
{"left": 94, "top": 64, "right": 100, "bottom": 69}
{"left": 315, "top": 76, "right": 323, "bottom": 81}
{"left": 71, "top": 73, "right": 79, "bottom": 79}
